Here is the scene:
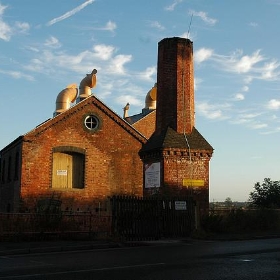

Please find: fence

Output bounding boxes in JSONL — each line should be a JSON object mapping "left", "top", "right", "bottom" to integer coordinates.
{"left": 0, "top": 212, "right": 111, "bottom": 241}
{"left": 0, "top": 196, "right": 196, "bottom": 241}
{"left": 111, "top": 196, "right": 196, "bottom": 241}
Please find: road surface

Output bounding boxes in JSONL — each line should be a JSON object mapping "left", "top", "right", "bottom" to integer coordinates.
{"left": 0, "top": 238, "right": 280, "bottom": 279}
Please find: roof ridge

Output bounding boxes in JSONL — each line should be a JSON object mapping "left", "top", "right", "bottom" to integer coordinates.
{"left": 24, "top": 95, "right": 147, "bottom": 143}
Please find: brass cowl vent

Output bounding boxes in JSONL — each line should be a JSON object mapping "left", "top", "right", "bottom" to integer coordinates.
{"left": 54, "top": 84, "right": 78, "bottom": 116}
{"left": 78, "top": 69, "right": 97, "bottom": 102}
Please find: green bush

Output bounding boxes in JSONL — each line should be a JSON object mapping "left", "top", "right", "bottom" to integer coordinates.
{"left": 201, "top": 209, "right": 280, "bottom": 234}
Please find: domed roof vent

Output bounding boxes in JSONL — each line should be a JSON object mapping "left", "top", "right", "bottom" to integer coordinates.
{"left": 145, "top": 83, "right": 157, "bottom": 110}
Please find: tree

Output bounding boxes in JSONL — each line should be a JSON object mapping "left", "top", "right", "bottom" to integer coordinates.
{"left": 224, "top": 197, "right": 233, "bottom": 208}
{"left": 249, "top": 178, "right": 280, "bottom": 208}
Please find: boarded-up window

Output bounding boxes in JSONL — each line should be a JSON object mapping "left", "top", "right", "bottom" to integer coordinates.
{"left": 52, "top": 151, "right": 84, "bottom": 189}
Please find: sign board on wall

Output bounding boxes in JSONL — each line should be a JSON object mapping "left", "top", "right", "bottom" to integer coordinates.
{"left": 175, "top": 201, "right": 187, "bottom": 210}
{"left": 57, "top": 170, "right": 67, "bottom": 176}
{"left": 144, "top": 162, "right": 160, "bottom": 188}
{"left": 183, "top": 179, "right": 204, "bottom": 187}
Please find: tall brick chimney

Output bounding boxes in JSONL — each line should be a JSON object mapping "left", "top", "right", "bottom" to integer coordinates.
{"left": 156, "top": 37, "right": 194, "bottom": 134}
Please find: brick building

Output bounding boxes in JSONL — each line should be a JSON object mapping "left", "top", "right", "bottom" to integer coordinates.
{"left": 139, "top": 38, "right": 213, "bottom": 214}
{"left": 0, "top": 37, "right": 213, "bottom": 213}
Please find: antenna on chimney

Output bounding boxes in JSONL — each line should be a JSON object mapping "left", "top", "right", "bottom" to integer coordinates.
{"left": 187, "top": 13, "right": 193, "bottom": 39}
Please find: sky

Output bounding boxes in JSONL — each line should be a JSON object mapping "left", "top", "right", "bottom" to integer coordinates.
{"left": 0, "top": 0, "right": 279, "bottom": 202}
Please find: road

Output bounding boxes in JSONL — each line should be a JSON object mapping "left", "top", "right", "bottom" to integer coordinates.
{"left": 0, "top": 238, "right": 280, "bottom": 279}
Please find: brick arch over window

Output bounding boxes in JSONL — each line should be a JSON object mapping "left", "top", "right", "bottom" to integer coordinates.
{"left": 52, "top": 146, "right": 85, "bottom": 189}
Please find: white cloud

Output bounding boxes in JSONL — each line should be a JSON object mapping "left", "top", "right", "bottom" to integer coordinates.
{"left": 195, "top": 48, "right": 213, "bottom": 64}
{"left": 234, "top": 50, "right": 263, "bottom": 73}
{"left": 261, "top": 60, "right": 280, "bottom": 80}
{"left": 238, "top": 113, "right": 262, "bottom": 120}
{"left": 108, "top": 54, "right": 132, "bottom": 75}
{"left": 136, "top": 66, "right": 156, "bottom": 81}
{"left": 90, "top": 21, "right": 117, "bottom": 32}
{"left": 231, "top": 112, "right": 270, "bottom": 132}
{"left": 15, "top": 21, "right": 30, "bottom": 34}
{"left": 23, "top": 42, "right": 133, "bottom": 77}
{"left": 165, "top": 0, "right": 182, "bottom": 11}
{"left": 0, "top": 3, "right": 6, "bottom": 15}
{"left": 249, "top": 22, "right": 258, "bottom": 27}
{"left": 231, "top": 118, "right": 251, "bottom": 125}
{"left": 190, "top": 10, "right": 217, "bottom": 26}
{"left": 250, "top": 123, "right": 268, "bottom": 129}
{"left": 103, "top": 21, "right": 117, "bottom": 32}
{"left": 46, "top": 0, "right": 95, "bottom": 26}
{"left": 44, "top": 36, "right": 61, "bottom": 48}
{"left": 0, "top": 19, "right": 11, "bottom": 41}
{"left": 93, "top": 44, "right": 115, "bottom": 60}
{"left": 234, "top": 93, "right": 245, "bottom": 101}
{"left": 196, "top": 102, "right": 230, "bottom": 120}
{"left": 210, "top": 49, "right": 280, "bottom": 83}
{"left": 267, "top": 99, "right": 280, "bottom": 110}
{"left": 149, "top": 21, "right": 165, "bottom": 31}
{"left": 25, "top": 46, "right": 40, "bottom": 53}
{"left": 0, "top": 4, "right": 12, "bottom": 41}
{"left": 0, "top": 4, "right": 30, "bottom": 41}
{"left": 0, "top": 69, "right": 34, "bottom": 81}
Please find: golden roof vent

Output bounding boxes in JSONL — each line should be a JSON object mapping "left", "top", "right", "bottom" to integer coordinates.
{"left": 54, "top": 83, "right": 78, "bottom": 116}
{"left": 145, "top": 83, "right": 157, "bottom": 110}
{"left": 78, "top": 69, "right": 97, "bottom": 101}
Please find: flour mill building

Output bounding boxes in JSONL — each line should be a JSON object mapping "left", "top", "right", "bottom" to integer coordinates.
{"left": 0, "top": 37, "right": 214, "bottom": 214}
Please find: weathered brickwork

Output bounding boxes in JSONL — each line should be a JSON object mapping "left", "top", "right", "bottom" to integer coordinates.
{"left": 162, "top": 151, "right": 211, "bottom": 214}
{"left": 140, "top": 37, "right": 213, "bottom": 215}
{"left": 156, "top": 37, "right": 194, "bottom": 134}
{"left": 0, "top": 97, "right": 146, "bottom": 212}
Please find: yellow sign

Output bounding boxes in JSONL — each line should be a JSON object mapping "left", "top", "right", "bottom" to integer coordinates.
{"left": 183, "top": 179, "right": 204, "bottom": 187}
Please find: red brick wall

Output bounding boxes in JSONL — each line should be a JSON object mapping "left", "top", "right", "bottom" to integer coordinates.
{"left": 143, "top": 149, "right": 211, "bottom": 214}
{"left": 9, "top": 97, "right": 145, "bottom": 212}
{"left": 162, "top": 150, "right": 211, "bottom": 214}
{"left": 156, "top": 37, "right": 194, "bottom": 134}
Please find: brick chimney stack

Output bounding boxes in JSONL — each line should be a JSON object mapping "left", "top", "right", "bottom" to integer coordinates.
{"left": 156, "top": 37, "right": 194, "bottom": 134}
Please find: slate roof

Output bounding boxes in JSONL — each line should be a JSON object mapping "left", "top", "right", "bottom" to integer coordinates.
{"left": 139, "top": 126, "right": 213, "bottom": 153}
{"left": 125, "top": 108, "right": 155, "bottom": 125}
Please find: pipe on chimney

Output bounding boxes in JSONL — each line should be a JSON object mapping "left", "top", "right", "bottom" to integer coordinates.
{"left": 54, "top": 84, "right": 78, "bottom": 116}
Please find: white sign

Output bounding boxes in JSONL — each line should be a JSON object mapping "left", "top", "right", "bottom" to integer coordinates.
{"left": 175, "top": 201, "right": 187, "bottom": 210}
{"left": 57, "top": 170, "right": 67, "bottom": 176}
{"left": 144, "top": 162, "right": 160, "bottom": 188}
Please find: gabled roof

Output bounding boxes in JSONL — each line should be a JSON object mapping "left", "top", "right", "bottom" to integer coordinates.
{"left": 4, "top": 95, "right": 147, "bottom": 149}
{"left": 139, "top": 126, "right": 213, "bottom": 153}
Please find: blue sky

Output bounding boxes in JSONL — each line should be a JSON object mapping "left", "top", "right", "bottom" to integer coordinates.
{"left": 0, "top": 0, "right": 279, "bottom": 202}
